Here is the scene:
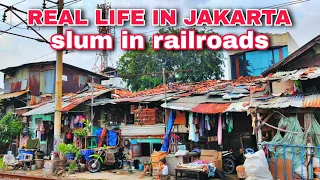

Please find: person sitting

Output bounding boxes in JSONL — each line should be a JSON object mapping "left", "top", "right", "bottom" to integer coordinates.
{"left": 158, "top": 158, "right": 170, "bottom": 180}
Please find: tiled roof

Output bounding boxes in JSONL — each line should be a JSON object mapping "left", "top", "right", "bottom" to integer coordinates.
{"left": 191, "top": 103, "right": 231, "bottom": 114}
{"left": 114, "top": 76, "right": 261, "bottom": 98}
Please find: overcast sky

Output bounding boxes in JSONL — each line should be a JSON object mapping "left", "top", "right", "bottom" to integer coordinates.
{"left": 0, "top": 0, "right": 319, "bottom": 89}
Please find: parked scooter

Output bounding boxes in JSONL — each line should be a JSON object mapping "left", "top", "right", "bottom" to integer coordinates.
{"left": 222, "top": 149, "right": 236, "bottom": 175}
{"left": 87, "top": 147, "right": 126, "bottom": 173}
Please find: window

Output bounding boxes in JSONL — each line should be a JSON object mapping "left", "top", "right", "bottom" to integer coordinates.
{"left": 230, "top": 46, "right": 289, "bottom": 79}
{"left": 141, "top": 143, "right": 151, "bottom": 156}
{"left": 62, "top": 75, "right": 68, "bottom": 81}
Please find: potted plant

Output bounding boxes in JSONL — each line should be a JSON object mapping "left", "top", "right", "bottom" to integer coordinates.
{"left": 74, "top": 128, "right": 87, "bottom": 138}
{"left": 68, "top": 161, "right": 77, "bottom": 175}
{"left": 84, "top": 119, "right": 91, "bottom": 136}
{"left": 58, "top": 143, "right": 80, "bottom": 160}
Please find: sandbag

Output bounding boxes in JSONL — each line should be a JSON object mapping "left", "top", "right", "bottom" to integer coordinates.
{"left": 243, "top": 150, "right": 273, "bottom": 180}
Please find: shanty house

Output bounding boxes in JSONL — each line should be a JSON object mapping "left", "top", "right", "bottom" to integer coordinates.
{"left": 0, "top": 61, "right": 106, "bottom": 113}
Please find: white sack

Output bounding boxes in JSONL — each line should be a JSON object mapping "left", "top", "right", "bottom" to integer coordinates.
{"left": 243, "top": 149, "right": 273, "bottom": 180}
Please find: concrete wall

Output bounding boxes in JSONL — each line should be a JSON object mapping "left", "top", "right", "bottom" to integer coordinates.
{"left": 120, "top": 124, "right": 165, "bottom": 136}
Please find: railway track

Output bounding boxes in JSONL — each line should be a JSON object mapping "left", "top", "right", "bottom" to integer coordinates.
{"left": 0, "top": 172, "right": 56, "bottom": 180}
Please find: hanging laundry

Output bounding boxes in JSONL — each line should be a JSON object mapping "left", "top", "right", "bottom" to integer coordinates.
{"left": 39, "top": 120, "right": 45, "bottom": 132}
{"left": 222, "top": 115, "right": 226, "bottom": 130}
{"left": 74, "top": 115, "right": 80, "bottom": 124}
{"left": 200, "top": 114, "right": 204, "bottom": 137}
{"left": 226, "top": 113, "right": 234, "bottom": 133}
{"left": 185, "top": 112, "right": 189, "bottom": 128}
{"left": 217, "top": 114, "right": 222, "bottom": 145}
{"left": 70, "top": 116, "right": 74, "bottom": 129}
{"left": 196, "top": 114, "right": 201, "bottom": 129}
{"left": 188, "top": 113, "right": 199, "bottom": 142}
{"left": 36, "top": 130, "right": 41, "bottom": 139}
{"left": 205, "top": 115, "right": 211, "bottom": 131}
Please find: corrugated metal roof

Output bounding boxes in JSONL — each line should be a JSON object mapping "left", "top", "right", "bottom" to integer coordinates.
{"left": 23, "top": 89, "right": 112, "bottom": 116}
{"left": 161, "top": 102, "right": 199, "bottom": 111}
{"left": 0, "top": 90, "right": 28, "bottom": 100}
{"left": 250, "top": 95, "right": 303, "bottom": 109}
{"left": 222, "top": 93, "right": 248, "bottom": 100}
{"left": 225, "top": 102, "right": 250, "bottom": 112}
{"left": 142, "top": 93, "right": 181, "bottom": 102}
{"left": 302, "top": 94, "right": 320, "bottom": 108}
{"left": 192, "top": 103, "right": 231, "bottom": 114}
{"left": 270, "top": 70, "right": 297, "bottom": 80}
{"left": 281, "top": 67, "right": 320, "bottom": 82}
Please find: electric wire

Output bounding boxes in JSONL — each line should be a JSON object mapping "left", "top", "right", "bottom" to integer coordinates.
{"left": 0, "top": 0, "right": 26, "bottom": 11}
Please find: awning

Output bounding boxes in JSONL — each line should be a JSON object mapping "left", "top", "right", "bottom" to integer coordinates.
{"left": 161, "top": 102, "right": 198, "bottom": 111}
{"left": 0, "top": 90, "right": 28, "bottom": 100}
{"left": 192, "top": 103, "right": 231, "bottom": 114}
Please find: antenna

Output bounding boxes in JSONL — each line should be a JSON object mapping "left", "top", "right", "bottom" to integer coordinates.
{"left": 92, "top": 1, "right": 115, "bottom": 74}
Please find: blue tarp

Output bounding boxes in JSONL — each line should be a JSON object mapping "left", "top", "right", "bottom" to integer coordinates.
{"left": 108, "top": 130, "right": 118, "bottom": 146}
{"left": 160, "top": 110, "right": 176, "bottom": 152}
{"left": 81, "top": 149, "right": 94, "bottom": 161}
{"left": 95, "top": 128, "right": 103, "bottom": 143}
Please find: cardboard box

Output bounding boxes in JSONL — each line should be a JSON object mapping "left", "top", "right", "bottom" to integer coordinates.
{"left": 200, "top": 150, "right": 222, "bottom": 171}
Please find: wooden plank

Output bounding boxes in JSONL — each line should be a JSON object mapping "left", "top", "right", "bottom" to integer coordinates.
{"left": 254, "top": 112, "right": 274, "bottom": 134}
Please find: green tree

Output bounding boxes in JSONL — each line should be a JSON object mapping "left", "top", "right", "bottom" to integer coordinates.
{"left": 0, "top": 112, "right": 23, "bottom": 148}
{"left": 117, "top": 27, "right": 225, "bottom": 91}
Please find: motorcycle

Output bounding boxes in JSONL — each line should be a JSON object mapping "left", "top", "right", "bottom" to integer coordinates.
{"left": 222, "top": 149, "right": 236, "bottom": 175}
{"left": 87, "top": 147, "right": 126, "bottom": 173}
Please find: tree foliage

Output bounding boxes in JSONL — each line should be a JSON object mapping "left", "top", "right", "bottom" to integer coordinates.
{"left": 0, "top": 112, "right": 23, "bottom": 145}
{"left": 117, "top": 27, "right": 225, "bottom": 91}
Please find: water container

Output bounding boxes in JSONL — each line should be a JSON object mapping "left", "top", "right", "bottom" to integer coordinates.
{"left": 139, "top": 164, "right": 144, "bottom": 171}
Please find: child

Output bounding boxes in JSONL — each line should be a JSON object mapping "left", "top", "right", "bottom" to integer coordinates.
{"left": 158, "top": 158, "right": 170, "bottom": 180}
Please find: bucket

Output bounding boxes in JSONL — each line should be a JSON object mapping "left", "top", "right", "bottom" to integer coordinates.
{"left": 19, "top": 150, "right": 34, "bottom": 160}
{"left": 34, "top": 159, "right": 44, "bottom": 169}
{"left": 65, "top": 153, "right": 75, "bottom": 160}
{"left": 139, "top": 164, "right": 144, "bottom": 171}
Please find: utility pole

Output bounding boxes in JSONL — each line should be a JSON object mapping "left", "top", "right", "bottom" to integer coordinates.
{"left": 162, "top": 68, "right": 167, "bottom": 124}
{"left": 53, "top": 0, "right": 64, "bottom": 152}
{"left": 90, "top": 77, "right": 94, "bottom": 135}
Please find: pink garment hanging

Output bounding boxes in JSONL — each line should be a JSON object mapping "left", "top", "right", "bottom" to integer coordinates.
{"left": 74, "top": 116, "right": 80, "bottom": 124}
{"left": 218, "top": 114, "right": 222, "bottom": 145}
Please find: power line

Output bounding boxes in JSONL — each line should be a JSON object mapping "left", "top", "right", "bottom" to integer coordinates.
{"left": 0, "top": 0, "right": 82, "bottom": 36}
{"left": 264, "top": 0, "right": 311, "bottom": 8}
{"left": 0, "top": 0, "right": 26, "bottom": 11}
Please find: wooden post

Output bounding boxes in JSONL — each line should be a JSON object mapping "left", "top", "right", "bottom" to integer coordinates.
{"left": 257, "top": 113, "right": 263, "bottom": 149}
{"left": 304, "top": 113, "right": 313, "bottom": 180}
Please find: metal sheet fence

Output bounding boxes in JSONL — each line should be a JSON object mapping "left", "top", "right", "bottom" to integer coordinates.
{"left": 260, "top": 143, "right": 320, "bottom": 180}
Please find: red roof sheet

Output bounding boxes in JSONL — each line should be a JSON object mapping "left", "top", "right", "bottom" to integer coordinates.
{"left": 302, "top": 94, "right": 320, "bottom": 108}
{"left": 192, "top": 103, "right": 231, "bottom": 114}
{"left": 114, "top": 76, "right": 261, "bottom": 99}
